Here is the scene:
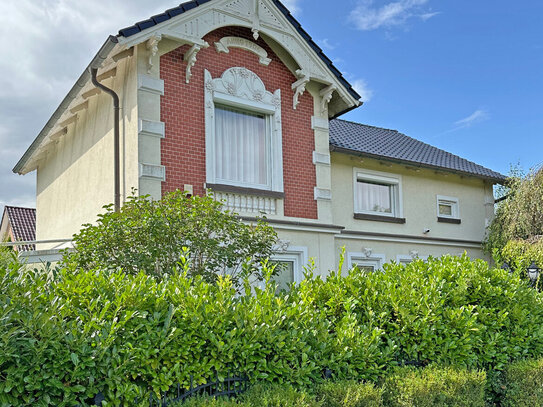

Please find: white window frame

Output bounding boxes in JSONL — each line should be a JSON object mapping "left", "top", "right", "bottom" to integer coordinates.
{"left": 204, "top": 68, "right": 284, "bottom": 193}
{"left": 436, "top": 195, "right": 460, "bottom": 219}
{"left": 353, "top": 168, "right": 403, "bottom": 218}
{"left": 271, "top": 246, "right": 308, "bottom": 286}
{"left": 396, "top": 254, "right": 429, "bottom": 264}
{"left": 347, "top": 251, "right": 386, "bottom": 272}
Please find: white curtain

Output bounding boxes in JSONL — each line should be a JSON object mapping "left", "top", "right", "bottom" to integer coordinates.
{"left": 356, "top": 181, "right": 392, "bottom": 213}
{"left": 215, "top": 106, "right": 268, "bottom": 186}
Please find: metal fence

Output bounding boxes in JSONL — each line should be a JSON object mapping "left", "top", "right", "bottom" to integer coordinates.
{"left": 91, "top": 373, "right": 249, "bottom": 406}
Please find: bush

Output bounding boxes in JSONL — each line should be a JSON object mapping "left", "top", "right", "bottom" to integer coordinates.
{"left": 177, "top": 396, "right": 246, "bottom": 406}
{"left": 239, "top": 384, "right": 320, "bottom": 406}
{"left": 497, "top": 239, "right": 543, "bottom": 285}
{"left": 2, "top": 254, "right": 543, "bottom": 405}
{"left": 382, "top": 366, "right": 486, "bottom": 407}
{"left": 502, "top": 358, "right": 543, "bottom": 406}
{"left": 315, "top": 381, "right": 382, "bottom": 407}
{"left": 61, "top": 191, "right": 278, "bottom": 286}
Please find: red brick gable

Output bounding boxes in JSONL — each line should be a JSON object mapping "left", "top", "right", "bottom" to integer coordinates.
{"left": 160, "top": 26, "right": 317, "bottom": 220}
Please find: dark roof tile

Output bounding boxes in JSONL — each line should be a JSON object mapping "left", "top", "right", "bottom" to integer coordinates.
{"left": 329, "top": 119, "right": 506, "bottom": 183}
{"left": 4, "top": 206, "right": 36, "bottom": 251}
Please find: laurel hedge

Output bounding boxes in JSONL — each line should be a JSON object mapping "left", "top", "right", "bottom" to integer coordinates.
{"left": 2, "top": 255, "right": 543, "bottom": 405}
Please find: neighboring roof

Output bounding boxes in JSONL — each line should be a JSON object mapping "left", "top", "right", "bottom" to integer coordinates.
{"left": 117, "top": 0, "right": 361, "bottom": 102}
{"left": 329, "top": 119, "right": 507, "bottom": 183}
{"left": 1, "top": 206, "right": 36, "bottom": 251}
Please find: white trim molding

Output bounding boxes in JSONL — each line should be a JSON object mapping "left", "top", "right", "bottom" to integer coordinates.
{"left": 137, "top": 74, "right": 165, "bottom": 95}
{"left": 314, "top": 187, "right": 332, "bottom": 201}
{"left": 139, "top": 163, "right": 166, "bottom": 181}
{"left": 347, "top": 251, "right": 386, "bottom": 271}
{"left": 313, "top": 152, "right": 331, "bottom": 166}
{"left": 214, "top": 36, "right": 272, "bottom": 65}
{"left": 204, "top": 67, "right": 284, "bottom": 193}
{"left": 311, "top": 116, "right": 329, "bottom": 131}
{"left": 138, "top": 119, "right": 165, "bottom": 139}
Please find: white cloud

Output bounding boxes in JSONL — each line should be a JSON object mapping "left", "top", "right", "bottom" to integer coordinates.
{"left": 420, "top": 11, "right": 441, "bottom": 21}
{"left": 350, "top": 0, "right": 438, "bottom": 31}
{"left": 0, "top": 0, "right": 174, "bottom": 210}
{"left": 319, "top": 38, "right": 336, "bottom": 51}
{"left": 454, "top": 109, "right": 490, "bottom": 128}
{"left": 282, "top": 0, "right": 302, "bottom": 15}
{"left": 352, "top": 79, "right": 374, "bottom": 102}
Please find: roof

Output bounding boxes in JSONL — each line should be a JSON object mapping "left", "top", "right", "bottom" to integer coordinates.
{"left": 117, "top": 0, "right": 361, "bottom": 102}
{"left": 329, "top": 119, "right": 507, "bottom": 183}
{"left": 2, "top": 206, "right": 36, "bottom": 251}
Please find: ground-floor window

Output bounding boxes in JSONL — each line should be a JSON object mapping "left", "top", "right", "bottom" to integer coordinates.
{"left": 347, "top": 251, "right": 386, "bottom": 272}
{"left": 270, "top": 247, "right": 308, "bottom": 291}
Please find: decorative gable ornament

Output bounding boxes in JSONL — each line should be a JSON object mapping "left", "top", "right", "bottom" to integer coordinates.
{"left": 117, "top": 0, "right": 359, "bottom": 112}
{"left": 214, "top": 36, "right": 272, "bottom": 66}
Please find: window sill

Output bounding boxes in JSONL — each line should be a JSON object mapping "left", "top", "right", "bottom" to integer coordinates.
{"left": 354, "top": 213, "right": 406, "bottom": 224}
{"left": 206, "top": 183, "right": 285, "bottom": 199}
{"left": 437, "top": 217, "right": 461, "bottom": 224}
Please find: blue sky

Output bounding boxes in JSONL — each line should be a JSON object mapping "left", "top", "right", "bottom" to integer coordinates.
{"left": 301, "top": 0, "right": 543, "bottom": 176}
{"left": 0, "top": 0, "right": 541, "bottom": 208}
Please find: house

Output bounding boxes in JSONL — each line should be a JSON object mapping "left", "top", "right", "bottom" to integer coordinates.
{"left": 0, "top": 206, "right": 36, "bottom": 251}
{"left": 12, "top": 0, "right": 506, "bottom": 278}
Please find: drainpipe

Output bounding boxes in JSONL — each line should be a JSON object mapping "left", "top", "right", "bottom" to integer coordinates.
{"left": 90, "top": 67, "right": 121, "bottom": 213}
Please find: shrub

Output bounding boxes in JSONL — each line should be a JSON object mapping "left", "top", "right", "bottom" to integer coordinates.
{"left": 177, "top": 396, "right": 246, "bottom": 406}
{"left": 497, "top": 239, "right": 543, "bottom": 285}
{"left": 3, "top": 255, "right": 543, "bottom": 405}
{"left": 61, "top": 191, "right": 278, "bottom": 286}
{"left": 502, "top": 358, "right": 543, "bottom": 406}
{"left": 315, "top": 380, "right": 382, "bottom": 407}
{"left": 239, "top": 384, "right": 321, "bottom": 407}
{"left": 382, "top": 366, "right": 486, "bottom": 407}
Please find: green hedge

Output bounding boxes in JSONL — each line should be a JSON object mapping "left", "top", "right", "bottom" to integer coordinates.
{"left": 382, "top": 366, "right": 486, "bottom": 407}
{"left": 315, "top": 380, "right": 382, "bottom": 407}
{"left": 502, "top": 358, "right": 543, "bottom": 406}
{"left": 2, "top": 255, "right": 543, "bottom": 405}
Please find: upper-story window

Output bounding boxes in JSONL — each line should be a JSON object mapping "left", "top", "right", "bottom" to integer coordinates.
{"left": 214, "top": 105, "right": 270, "bottom": 188}
{"left": 353, "top": 168, "right": 403, "bottom": 221}
{"left": 205, "top": 68, "right": 283, "bottom": 193}
{"left": 437, "top": 195, "right": 461, "bottom": 224}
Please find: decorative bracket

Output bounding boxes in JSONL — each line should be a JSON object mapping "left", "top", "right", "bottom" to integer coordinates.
{"left": 184, "top": 42, "right": 209, "bottom": 84}
{"left": 292, "top": 69, "right": 310, "bottom": 110}
{"left": 214, "top": 37, "right": 271, "bottom": 66}
{"left": 146, "top": 35, "right": 162, "bottom": 74}
{"left": 273, "top": 239, "right": 291, "bottom": 253}
{"left": 320, "top": 85, "right": 336, "bottom": 116}
{"left": 251, "top": 0, "right": 261, "bottom": 40}
{"left": 409, "top": 250, "right": 419, "bottom": 259}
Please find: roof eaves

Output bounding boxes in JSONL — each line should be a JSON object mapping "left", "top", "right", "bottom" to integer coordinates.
{"left": 12, "top": 36, "right": 119, "bottom": 174}
{"left": 330, "top": 145, "right": 507, "bottom": 184}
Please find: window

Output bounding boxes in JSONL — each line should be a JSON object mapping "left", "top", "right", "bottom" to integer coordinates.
{"left": 205, "top": 68, "right": 283, "bottom": 193}
{"left": 347, "top": 251, "right": 386, "bottom": 272}
{"left": 270, "top": 247, "right": 307, "bottom": 292}
{"left": 214, "top": 106, "right": 270, "bottom": 188}
{"left": 396, "top": 254, "right": 429, "bottom": 264}
{"left": 354, "top": 169, "right": 402, "bottom": 218}
{"left": 436, "top": 195, "right": 459, "bottom": 219}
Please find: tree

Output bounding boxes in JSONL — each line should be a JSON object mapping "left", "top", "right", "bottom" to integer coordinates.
{"left": 62, "top": 191, "right": 278, "bottom": 286}
{"left": 484, "top": 165, "right": 543, "bottom": 254}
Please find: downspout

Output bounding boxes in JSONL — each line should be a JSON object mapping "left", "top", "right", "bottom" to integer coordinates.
{"left": 90, "top": 67, "right": 121, "bottom": 213}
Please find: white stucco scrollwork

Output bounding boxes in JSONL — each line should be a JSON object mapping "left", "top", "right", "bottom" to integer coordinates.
{"left": 214, "top": 36, "right": 272, "bottom": 65}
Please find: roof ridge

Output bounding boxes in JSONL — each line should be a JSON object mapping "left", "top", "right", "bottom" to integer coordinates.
{"left": 332, "top": 118, "right": 399, "bottom": 133}
{"left": 5, "top": 206, "right": 36, "bottom": 211}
